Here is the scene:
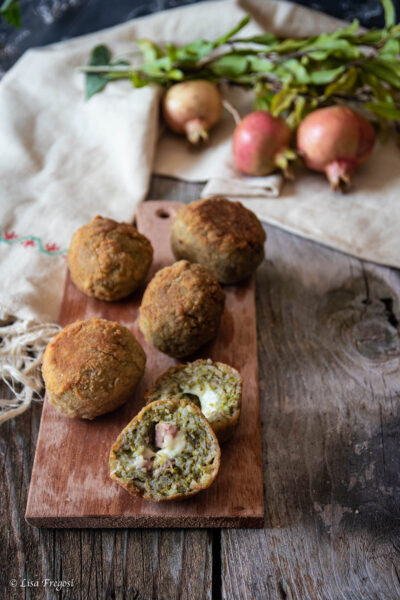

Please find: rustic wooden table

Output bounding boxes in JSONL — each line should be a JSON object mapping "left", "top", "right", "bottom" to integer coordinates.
{"left": 1, "top": 174, "right": 400, "bottom": 599}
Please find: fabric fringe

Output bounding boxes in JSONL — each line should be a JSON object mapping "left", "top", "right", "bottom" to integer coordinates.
{"left": 0, "top": 310, "right": 60, "bottom": 424}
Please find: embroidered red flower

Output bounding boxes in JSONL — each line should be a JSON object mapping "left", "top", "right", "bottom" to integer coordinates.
{"left": 1, "top": 228, "right": 66, "bottom": 256}
{"left": 45, "top": 242, "right": 60, "bottom": 253}
{"left": 4, "top": 231, "right": 17, "bottom": 240}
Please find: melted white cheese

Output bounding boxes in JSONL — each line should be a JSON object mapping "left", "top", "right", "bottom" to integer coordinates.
{"left": 122, "top": 431, "right": 186, "bottom": 473}
{"left": 132, "top": 454, "right": 147, "bottom": 470}
{"left": 143, "top": 447, "right": 156, "bottom": 459}
{"left": 184, "top": 385, "right": 220, "bottom": 421}
{"left": 158, "top": 430, "right": 186, "bottom": 459}
{"left": 122, "top": 446, "right": 155, "bottom": 471}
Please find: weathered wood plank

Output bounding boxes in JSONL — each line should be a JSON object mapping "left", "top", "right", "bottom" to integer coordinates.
{"left": 221, "top": 223, "right": 400, "bottom": 600}
{"left": 147, "top": 177, "right": 203, "bottom": 204}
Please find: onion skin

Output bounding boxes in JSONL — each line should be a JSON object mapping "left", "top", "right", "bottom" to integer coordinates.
{"left": 297, "top": 106, "right": 375, "bottom": 191}
{"left": 162, "top": 80, "right": 222, "bottom": 144}
{"left": 232, "top": 111, "right": 295, "bottom": 177}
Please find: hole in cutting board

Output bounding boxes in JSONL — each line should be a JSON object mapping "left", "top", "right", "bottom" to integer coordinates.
{"left": 156, "top": 208, "right": 170, "bottom": 219}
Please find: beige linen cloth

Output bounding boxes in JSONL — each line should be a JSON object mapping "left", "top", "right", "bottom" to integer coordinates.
{"left": 1, "top": 0, "right": 399, "bottom": 422}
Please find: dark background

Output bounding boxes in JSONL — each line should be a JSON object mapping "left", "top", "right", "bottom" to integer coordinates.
{"left": 1, "top": 0, "right": 399, "bottom": 75}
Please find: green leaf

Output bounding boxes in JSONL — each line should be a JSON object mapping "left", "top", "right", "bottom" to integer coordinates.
{"left": 363, "top": 60, "right": 400, "bottom": 88}
{"left": 84, "top": 46, "right": 132, "bottom": 97}
{"left": 166, "top": 69, "right": 184, "bottom": 81}
{"left": 165, "top": 43, "right": 178, "bottom": 63}
{"left": 210, "top": 54, "right": 248, "bottom": 77}
{"left": 270, "top": 88, "right": 298, "bottom": 116}
{"left": 0, "top": 0, "right": 21, "bottom": 28}
{"left": 361, "top": 70, "right": 394, "bottom": 102}
{"left": 280, "top": 58, "right": 310, "bottom": 84}
{"left": 140, "top": 55, "right": 172, "bottom": 74}
{"left": 379, "top": 38, "right": 400, "bottom": 57}
{"left": 89, "top": 44, "right": 112, "bottom": 66}
{"left": 178, "top": 39, "right": 214, "bottom": 61}
{"left": 329, "top": 18, "right": 360, "bottom": 39}
{"left": 272, "top": 38, "right": 310, "bottom": 54}
{"left": 364, "top": 101, "right": 400, "bottom": 120}
{"left": 324, "top": 66, "right": 358, "bottom": 98}
{"left": 307, "top": 50, "right": 329, "bottom": 61}
{"left": 254, "top": 91, "right": 274, "bottom": 111}
{"left": 215, "top": 14, "right": 250, "bottom": 46}
{"left": 135, "top": 39, "right": 163, "bottom": 63}
{"left": 286, "top": 96, "right": 309, "bottom": 129}
{"left": 85, "top": 74, "right": 110, "bottom": 99}
{"left": 381, "top": 0, "right": 396, "bottom": 29}
{"left": 294, "top": 95, "right": 307, "bottom": 125}
{"left": 247, "top": 56, "right": 274, "bottom": 72}
{"left": 229, "top": 74, "right": 259, "bottom": 85}
{"left": 233, "top": 33, "right": 278, "bottom": 46}
{"left": 308, "top": 39, "right": 361, "bottom": 60}
{"left": 85, "top": 45, "right": 113, "bottom": 99}
{"left": 309, "top": 65, "right": 346, "bottom": 85}
{"left": 274, "top": 65, "right": 293, "bottom": 85}
{"left": 354, "top": 30, "right": 386, "bottom": 44}
{"left": 130, "top": 71, "right": 149, "bottom": 88}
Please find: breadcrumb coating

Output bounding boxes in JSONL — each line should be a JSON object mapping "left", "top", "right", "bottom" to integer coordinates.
{"left": 171, "top": 196, "right": 266, "bottom": 284}
{"left": 42, "top": 317, "right": 146, "bottom": 419}
{"left": 68, "top": 215, "right": 153, "bottom": 301}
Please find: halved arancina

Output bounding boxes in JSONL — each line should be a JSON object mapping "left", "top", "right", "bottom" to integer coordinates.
{"left": 146, "top": 359, "right": 242, "bottom": 443}
{"left": 110, "top": 398, "right": 221, "bottom": 502}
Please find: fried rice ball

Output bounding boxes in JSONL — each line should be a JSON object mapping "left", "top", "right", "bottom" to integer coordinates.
{"left": 110, "top": 398, "right": 221, "bottom": 502}
{"left": 146, "top": 359, "right": 242, "bottom": 442}
{"left": 42, "top": 317, "right": 146, "bottom": 419}
{"left": 139, "top": 260, "right": 225, "bottom": 358}
{"left": 68, "top": 215, "right": 153, "bottom": 301}
{"left": 171, "top": 196, "right": 266, "bottom": 284}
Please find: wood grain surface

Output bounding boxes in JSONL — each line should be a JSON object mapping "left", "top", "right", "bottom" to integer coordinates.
{"left": 25, "top": 200, "right": 264, "bottom": 529}
{"left": 1, "top": 176, "right": 400, "bottom": 599}
{"left": 221, "top": 228, "right": 400, "bottom": 600}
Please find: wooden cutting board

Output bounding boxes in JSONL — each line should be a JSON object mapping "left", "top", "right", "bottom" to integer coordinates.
{"left": 25, "top": 201, "right": 264, "bottom": 528}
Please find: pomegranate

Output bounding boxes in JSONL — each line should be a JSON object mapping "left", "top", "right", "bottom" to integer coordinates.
{"left": 162, "top": 80, "right": 222, "bottom": 144}
{"left": 233, "top": 111, "right": 295, "bottom": 177}
{"left": 297, "top": 106, "right": 375, "bottom": 191}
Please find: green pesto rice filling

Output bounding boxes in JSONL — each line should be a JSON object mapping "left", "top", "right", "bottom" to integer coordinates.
{"left": 146, "top": 359, "right": 241, "bottom": 424}
{"left": 111, "top": 401, "right": 218, "bottom": 499}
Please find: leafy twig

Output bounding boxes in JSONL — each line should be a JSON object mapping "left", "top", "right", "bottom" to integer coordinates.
{"left": 80, "top": 0, "right": 400, "bottom": 132}
{"left": 0, "top": 0, "right": 21, "bottom": 28}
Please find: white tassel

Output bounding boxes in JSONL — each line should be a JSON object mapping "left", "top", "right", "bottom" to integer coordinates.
{"left": 0, "top": 310, "right": 60, "bottom": 424}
